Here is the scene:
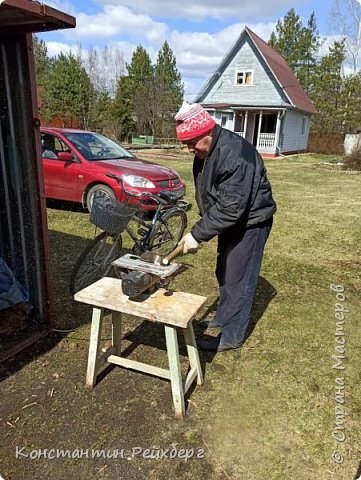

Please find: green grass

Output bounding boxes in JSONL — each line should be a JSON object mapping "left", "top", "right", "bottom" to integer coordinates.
{"left": 44, "top": 152, "right": 361, "bottom": 479}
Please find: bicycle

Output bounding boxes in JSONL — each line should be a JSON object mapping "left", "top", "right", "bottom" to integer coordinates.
{"left": 69, "top": 178, "right": 188, "bottom": 295}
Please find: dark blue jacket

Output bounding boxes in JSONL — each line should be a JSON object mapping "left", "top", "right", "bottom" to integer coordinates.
{"left": 191, "top": 125, "right": 276, "bottom": 243}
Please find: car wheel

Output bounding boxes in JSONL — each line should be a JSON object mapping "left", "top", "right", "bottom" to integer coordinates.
{"left": 86, "top": 184, "right": 116, "bottom": 212}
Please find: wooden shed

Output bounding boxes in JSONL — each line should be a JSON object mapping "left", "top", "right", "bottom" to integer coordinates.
{"left": 0, "top": 0, "right": 75, "bottom": 361}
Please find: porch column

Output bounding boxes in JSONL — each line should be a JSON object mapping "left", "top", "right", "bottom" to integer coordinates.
{"left": 232, "top": 111, "right": 236, "bottom": 132}
{"left": 274, "top": 111, "right": 282, "bottom": 153}
{"left": 256, "top": 110, "right": 262, "bottom": 149}
{"left": 244, "top": 110, "right": 248, "bottom": 139}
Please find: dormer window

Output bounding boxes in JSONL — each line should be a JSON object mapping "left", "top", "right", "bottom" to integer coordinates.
{"left": 235, "top": 70, "right": 253, "bottom": 85}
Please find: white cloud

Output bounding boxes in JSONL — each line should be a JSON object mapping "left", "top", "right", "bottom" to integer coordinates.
{"left": 46, "top": 21, "right": 277, "bottom": 97}
{"left": 46, "top": 41, "right": 75, "bottom": 57}
{"left": 95, "top": 0, "right": 305, "bottom": 21}
{"left": 170, "top": 22, "right": 276, "bottom": 80}
{"left": 70, "top": 5, "right": 168, "bottom": 42}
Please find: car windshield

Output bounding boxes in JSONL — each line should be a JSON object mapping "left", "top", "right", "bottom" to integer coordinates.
{"left": 63, "top": 132, "right": 135, "bottom": 161}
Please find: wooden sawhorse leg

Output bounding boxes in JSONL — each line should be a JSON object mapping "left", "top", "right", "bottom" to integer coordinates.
{"left": 111, "top": 311, "right": 122, "bottom": 355}
{"left": 164, "top": 325, "right": 185, "bottom": 418}
{"left": 183, "top": 321, "right": 203, "bottom": 385}
{"left": 86, "top": 308, "right": 121, "bottom": 388}
{"left": 86, "top": 307, "right": 104, "bottom": 388}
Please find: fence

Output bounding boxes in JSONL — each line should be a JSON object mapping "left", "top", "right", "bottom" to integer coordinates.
{"left": 308, "top": 132, "right": 344, "bottom": 155}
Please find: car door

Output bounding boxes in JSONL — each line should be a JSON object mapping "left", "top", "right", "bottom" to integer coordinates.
{"left": 41, "top": 132, "right": 83, "bottom": 202}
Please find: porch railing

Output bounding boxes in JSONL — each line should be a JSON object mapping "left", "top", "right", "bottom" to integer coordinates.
{"left": 257, "top": 133, "right": 276, "bottom": 150}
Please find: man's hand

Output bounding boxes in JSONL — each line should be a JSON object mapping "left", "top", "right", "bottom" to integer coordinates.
{"left": 179, "top": 233, "right": 199, "bottom": 254}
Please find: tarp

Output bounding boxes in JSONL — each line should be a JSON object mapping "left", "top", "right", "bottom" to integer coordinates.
{"left": 0, "top": 257, "right": 30, "bottom": 310}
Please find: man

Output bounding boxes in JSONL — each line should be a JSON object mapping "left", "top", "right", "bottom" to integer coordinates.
{"left": 176, "top": 103, "right": 276, "bottom": 353}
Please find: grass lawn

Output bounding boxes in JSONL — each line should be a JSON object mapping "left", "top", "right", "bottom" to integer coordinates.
{"left": 1, "top": 152, "right": 360, "bottom": 479}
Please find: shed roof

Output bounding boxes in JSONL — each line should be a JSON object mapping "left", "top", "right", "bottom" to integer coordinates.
{"left": 1, "top": 0, "right": 75, "bottom": 36}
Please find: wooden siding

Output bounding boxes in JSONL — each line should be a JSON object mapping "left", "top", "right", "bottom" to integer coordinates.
{"left": 198, "top": 38, "right": 290, "bottom": 107}
{"left": 281, "top": 110, "right": 310, "bottom": 152}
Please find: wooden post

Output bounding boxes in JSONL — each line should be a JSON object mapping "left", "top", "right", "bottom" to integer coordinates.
{"left": 244, "top": 110, "right": 248, "bottom": 140}
{"left": 257, "top": 110, "right": 263, "bottom": 150}
{"left": 274, "top": 110, "right": 282, "bottom": 154}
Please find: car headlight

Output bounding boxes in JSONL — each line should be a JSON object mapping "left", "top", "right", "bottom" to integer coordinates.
{"left": 122, "top": 175, "right": 155, "bottom": 188}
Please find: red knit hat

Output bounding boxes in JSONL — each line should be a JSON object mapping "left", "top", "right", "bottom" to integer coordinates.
{"left": 175, "top": 103, "right": 216, "bottom": 141}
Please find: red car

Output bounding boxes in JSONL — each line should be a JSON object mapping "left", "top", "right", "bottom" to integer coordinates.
{"left": 40, "top": 127, "right": 185, "bottom": 210}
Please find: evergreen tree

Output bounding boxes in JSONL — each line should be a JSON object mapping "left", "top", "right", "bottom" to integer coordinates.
{"left": 154, "top": 40, "right": 184, "bottom": 137}
{"left": 126, "top": 46, "right": 154, "bottom": 135}
{"left": 41, "top": 52, "right": 93, "bottom": 128}
{"left": 268, "top": 9, "right": 322, "bottom": 93}
{"left": 342, "top": 72, "right": 361, "bottom": 133}
{"left": 112, "top": 75, "right": 135, "bottom": 142}
{"left": 311, "top": 41, "right": 346, "bottom": 133}
{"left": 112, "top": 43, "right": 184, "bottom": 139}
{"left": 89, "top": 91, "right": 114, "bottom": 131}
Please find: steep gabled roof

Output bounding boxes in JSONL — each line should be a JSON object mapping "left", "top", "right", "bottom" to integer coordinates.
{"left": 246, "top": 27, "right": 317, "bottom": 114}
{"left": 194, "top": 26, "right": 317, "bottom": 115}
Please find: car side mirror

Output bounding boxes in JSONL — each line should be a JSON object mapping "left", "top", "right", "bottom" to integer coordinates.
{"left": 57, "top": 151, "right": 73, "bottom": 162}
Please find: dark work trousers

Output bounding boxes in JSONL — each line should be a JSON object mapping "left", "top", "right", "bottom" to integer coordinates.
{"left": 213, "top": 219, "right": 273, "bottom": 348}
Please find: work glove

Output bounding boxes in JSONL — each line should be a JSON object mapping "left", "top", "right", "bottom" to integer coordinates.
{"left": 179, "top": 233, "right": 199, "bottom": 254}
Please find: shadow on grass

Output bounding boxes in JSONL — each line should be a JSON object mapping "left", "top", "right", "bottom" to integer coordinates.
{"left": 246, "top": 276, "right": 278, "bottom": 340}
{"left": 0, "top": 226, "right": 96, "bottom": 382}
{"left": 0, "top": 330, "right": 66, "bottom": 382}
{"left": 46, "top": 198, "right": 88, "bottom": 213}
{"left": 192, "top": 275, "right": 277, "bottom": 343}
{"left": 114, "top": 276, "right": 276, "bottom": 413}
{"left": 354, "top": 461, "right": 361, "bottom": 479}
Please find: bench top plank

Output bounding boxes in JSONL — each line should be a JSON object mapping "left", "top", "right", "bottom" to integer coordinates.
{"left": 74, "top": 277, "right": 207, "bottom": 328}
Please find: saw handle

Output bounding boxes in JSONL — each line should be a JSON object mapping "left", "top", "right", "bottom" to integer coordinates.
{"left": 162, "top": 244, "right": 184, "bottom": 265}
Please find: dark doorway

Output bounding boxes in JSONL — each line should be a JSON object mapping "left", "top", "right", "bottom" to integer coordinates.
{"left": 253, "top": 114, "right": 260, "bottom": 146}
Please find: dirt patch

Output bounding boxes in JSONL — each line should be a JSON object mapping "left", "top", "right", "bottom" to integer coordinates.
{"left": 0, "top": 319, "right": 215, "bottom": 480}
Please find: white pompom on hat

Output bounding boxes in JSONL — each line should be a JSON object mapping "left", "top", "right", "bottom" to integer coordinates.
{"left": 175, "top": 102, "right": 216, "bottom": 141}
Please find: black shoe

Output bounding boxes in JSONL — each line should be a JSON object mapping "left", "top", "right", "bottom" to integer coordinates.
{"left": 199, "top": 319, "right": 221, "bottom": 329}
{"left": 198, "top": 334, "right": 237, "bottom": 353}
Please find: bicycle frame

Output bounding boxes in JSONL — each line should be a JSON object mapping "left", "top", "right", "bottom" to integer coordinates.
{"left": 69, "top": 179, "right": 187, "bottom": 294}
{"left": 124, "top": 201, "right": 186, "bottom": 253}
{"left": 104, "top": 174, "right": 188, "bottom": 255}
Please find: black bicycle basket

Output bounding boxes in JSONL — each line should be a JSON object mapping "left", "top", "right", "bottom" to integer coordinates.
{"left": 90, "top": 194, "right": 138, "bottom": 235}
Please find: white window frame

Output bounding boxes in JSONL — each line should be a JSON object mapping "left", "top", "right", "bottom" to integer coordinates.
{"left": 234, "top": 69, "right": 254, "bottom": 86}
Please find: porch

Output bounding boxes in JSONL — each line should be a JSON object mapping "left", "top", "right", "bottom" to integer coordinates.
{"left": 212, "top": 108, "right": 285, "bottom": 156}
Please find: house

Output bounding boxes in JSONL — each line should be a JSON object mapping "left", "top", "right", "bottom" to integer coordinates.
{"left": 193, "top": 27, "right": 317, "bottom": 157}
{"left": 0, "top": 0, "right": 75, "bottom": 361}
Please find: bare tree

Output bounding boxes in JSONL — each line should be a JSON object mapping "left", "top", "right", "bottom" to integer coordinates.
{"left": 329, "top": 0, "right": 361, "bottom": 74}
{"left": 86, "top": 45, "right": 126, "bottom": 96}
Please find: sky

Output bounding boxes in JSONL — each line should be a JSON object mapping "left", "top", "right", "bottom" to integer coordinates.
{"left": 39, "top": 0, "right": 339, "bottom": 100}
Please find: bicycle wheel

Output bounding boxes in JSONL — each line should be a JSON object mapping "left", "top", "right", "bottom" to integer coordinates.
{"left": 148, "top": 209, "right": 187, "bottom": 256}
{"left": 69, "top": 232, "right": 123, "bottom": 295}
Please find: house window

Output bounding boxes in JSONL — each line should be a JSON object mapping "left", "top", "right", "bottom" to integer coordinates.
{"left": 301, "top": 117, "right": 307, "bottom": 135}
{"left": 235, "top": 70, "right": 253, "bottom": 85}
